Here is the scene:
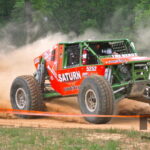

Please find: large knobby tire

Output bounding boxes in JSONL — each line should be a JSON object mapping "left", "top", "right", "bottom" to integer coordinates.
{"left": 10, "top": 75, "right": 46, "bottom": 118}
{"left": 78, "top": 75, "right": 114, "bottom": 124}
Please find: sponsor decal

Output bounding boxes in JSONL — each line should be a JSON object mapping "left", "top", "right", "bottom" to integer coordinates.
{"left": 47, "top": 65, "right": 58, "bottom": 80}
{"left": 112, "top": 53, "right": 137, "bottom": 58}
{"left": 58, "top": 71, "right": 81, "bottom": 82}
{"left": 107, "top": 59, "right": 125, "bottom": 64}
{"left": 86, "top": 66, "right": 97, "bottom": 71}
{"left": 64, "top": 86, "right": 79, "bottom": 91}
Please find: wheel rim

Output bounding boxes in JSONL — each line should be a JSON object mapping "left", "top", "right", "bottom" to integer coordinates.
{"left": 15, "top": 88, "right": 27, "bottom": 109}
{"left": 143, "top": 86, "right": 150, "bottom": 98}
{"left": 85, "top": 89, "right": 97, "bottom": 112}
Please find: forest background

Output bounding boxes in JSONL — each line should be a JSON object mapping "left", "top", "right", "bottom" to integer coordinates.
{"left": 0, "top": 0, "right": 149, "bottom": 52}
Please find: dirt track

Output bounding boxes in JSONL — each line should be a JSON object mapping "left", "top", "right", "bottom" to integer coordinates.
{"left": 0, "top": 97, "right": 150, "bottom": 131}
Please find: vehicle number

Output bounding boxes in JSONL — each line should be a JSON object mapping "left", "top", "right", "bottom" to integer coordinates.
{"left": 86, "top": 66, "right": 97, "bottom": 71}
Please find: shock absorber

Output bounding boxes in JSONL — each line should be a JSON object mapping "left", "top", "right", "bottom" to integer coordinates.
{"left": 104, "top": 67, "right": 112, "bottom": 83}
{"left": 35, "top": 58, "right": 46, "bottom": 89}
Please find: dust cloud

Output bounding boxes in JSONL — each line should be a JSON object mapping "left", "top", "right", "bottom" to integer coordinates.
{"left": 135, "top": 27, "right": 150, "bottom": 55}
{"left": 0, "top": 28, "right": 110, "bottom": 110}
{"left": 117, "top": 99, "right": 150, "bottom": 115}
{"left": 0, "top": 33, "right": 66, "bottom": 108}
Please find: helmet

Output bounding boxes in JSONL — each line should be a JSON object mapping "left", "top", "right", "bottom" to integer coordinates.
{"left": 102, "top": 48, "right": 112, "bottom": 55}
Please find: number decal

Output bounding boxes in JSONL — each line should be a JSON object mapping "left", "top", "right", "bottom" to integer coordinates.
{"left": 86, "top": 66, "right": 97, "bottom": 71}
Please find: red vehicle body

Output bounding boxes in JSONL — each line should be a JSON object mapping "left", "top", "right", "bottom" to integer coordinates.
{"left": 34, "top": 41, "right": 150, "bottom": 97}
{"left": 34, "top": 50, "right": 105, "bottom": 96}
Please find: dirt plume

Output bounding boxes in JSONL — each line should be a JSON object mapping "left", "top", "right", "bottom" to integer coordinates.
{"left": 117, "top": 98, "right": 150, "bottom": 115}
{"left": 0, "top": 30, "right": 74, "bottom": 104}
{"left": 0, "top": 29, "right": 109, "bottom": 110}
{"left": 45, "top": 97, "right": 86, "bottom": 123}
{"left": 135, "top": 27, "right": 150, "bottom": 56}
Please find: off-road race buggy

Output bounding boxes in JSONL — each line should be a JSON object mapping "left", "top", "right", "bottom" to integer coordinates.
{"left": 10, "top": 39, "right": 150, "bottom": 124}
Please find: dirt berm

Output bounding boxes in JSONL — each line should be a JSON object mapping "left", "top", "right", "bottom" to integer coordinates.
{"left": 0, "top": 97, "right": 150, "bottom": 131}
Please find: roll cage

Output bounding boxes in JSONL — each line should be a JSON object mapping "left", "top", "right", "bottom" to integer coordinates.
{"left": 61, "top": 39, "right": 136, "bottom": 68}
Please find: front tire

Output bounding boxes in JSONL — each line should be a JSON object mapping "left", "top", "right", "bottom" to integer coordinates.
{"left": 78, "top": 75, "right": 114, "bottom": 124}
{"left": 10, "top": 75, "right": 46, "bottom": 118}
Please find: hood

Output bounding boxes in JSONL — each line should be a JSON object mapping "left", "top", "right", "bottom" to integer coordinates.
{"left": 101, "top": 56, "right": 150, "bottom": 65}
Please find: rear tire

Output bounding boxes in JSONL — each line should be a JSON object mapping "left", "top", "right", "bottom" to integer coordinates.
{"left": 78, "top": 75, "right": 114, "bottom": 124}
{"left": 10, "top": 75, "right": 46, "bottom": 118}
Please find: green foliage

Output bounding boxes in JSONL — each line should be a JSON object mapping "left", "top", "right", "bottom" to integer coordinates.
{"left": 103, "top": 140, "right": 120, "bottom": 150}
{"left": 134, "top": 0, "right": 150, "bottom": 27}
{"left": 0, "top": 127, "right": 150, "bottom": 150}
{"left": 11, "top": 0, "right": 25, "bottom": 22}
{"left": 0, "top": 0, "right": 149, "bottom": 46}
{"left": 0, "top": 0, "right": 16, "bottom": 23}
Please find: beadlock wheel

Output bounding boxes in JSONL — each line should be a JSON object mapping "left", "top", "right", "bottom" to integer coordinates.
{"left": 85, "top": 89, "right": 97, "bottom": 112}
{"left": 15, "top": 88, "right": 27, "bottom": 109}
{"left": 10, "top": 75, "right": 46, "bottom": 118}
{"left": 78, "top": 75, "right": 114, "bottom": 124}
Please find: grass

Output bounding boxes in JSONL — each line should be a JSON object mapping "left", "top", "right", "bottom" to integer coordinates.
{"left": 0, "top": 127, "right": 149, "bottom": 150}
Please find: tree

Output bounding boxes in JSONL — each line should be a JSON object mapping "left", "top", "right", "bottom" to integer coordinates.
{"left": 134, "top": 0, "right": 150, "bottom": 27}
{"left": 0, "top": 0, "right": 16, "bottom": 23}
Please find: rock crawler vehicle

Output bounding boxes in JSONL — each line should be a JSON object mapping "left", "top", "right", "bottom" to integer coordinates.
{"left": 10, "top": 39, "right": 150, "bottom": 124}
